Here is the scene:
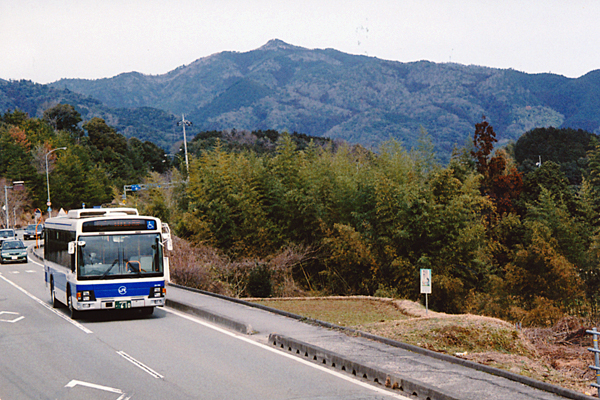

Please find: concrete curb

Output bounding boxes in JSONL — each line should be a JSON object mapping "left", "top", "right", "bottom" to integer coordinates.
{"left": 269, "top": 333, "right": 460, "bottom": 400}
{"left": 166, "top": 298, "right": 254, "bottom": 335}
{"left": 169, "top": 283, "right": 595, "bottom": 400}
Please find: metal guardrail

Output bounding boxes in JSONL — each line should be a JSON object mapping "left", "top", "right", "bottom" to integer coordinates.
{"left": 588, "top": 327, "right": 600, "bottom": 398}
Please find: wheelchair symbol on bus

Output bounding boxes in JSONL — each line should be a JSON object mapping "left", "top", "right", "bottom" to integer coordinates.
{"left": 147, "top": 221, "right": 155, "bottom": 230}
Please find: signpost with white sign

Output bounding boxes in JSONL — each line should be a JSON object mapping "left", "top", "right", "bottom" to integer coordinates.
{"left": 420, "top": 269, "right": 432, "bottom": 315}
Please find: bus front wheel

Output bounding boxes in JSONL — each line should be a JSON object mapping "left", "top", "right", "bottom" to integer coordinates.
{"left": 50, "top": 278, "right": 60, "bottom": 308}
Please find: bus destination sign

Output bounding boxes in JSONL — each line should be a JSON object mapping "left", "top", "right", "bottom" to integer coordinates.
{"left": 82, "top": 219, "right": 157, "bottom": 233}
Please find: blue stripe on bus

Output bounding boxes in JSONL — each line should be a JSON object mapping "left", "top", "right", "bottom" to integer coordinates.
{"left": 75, "top": 280, "right": 164, "bottom": 298}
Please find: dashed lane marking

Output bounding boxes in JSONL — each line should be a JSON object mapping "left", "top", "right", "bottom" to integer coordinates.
{"left": 117, "top": 351, "right": 164, "bottom": 379}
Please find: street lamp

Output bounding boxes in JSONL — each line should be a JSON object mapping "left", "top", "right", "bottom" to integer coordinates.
{"left": 45, "top": 147, "right": 67, "bottom": 218}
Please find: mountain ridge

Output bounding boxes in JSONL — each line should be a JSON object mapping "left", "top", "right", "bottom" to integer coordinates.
{"left": 3, "top": 39, "right": 600, "bottom": 160}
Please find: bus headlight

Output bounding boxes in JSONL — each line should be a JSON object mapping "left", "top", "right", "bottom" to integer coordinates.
{"left": 76, "top": 290, "right": 96, "bottom": 302}
{"left": 149, "top": 286, "right": 165, "bottom": 298}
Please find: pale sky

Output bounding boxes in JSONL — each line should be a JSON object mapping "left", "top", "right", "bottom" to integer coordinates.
{"left": 1, "top": 0, "right": 599, "bottom": 84}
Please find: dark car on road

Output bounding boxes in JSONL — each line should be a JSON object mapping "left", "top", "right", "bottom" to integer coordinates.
{"left": 0, "top": 229, "right": 17, "bottom": 245}
{"left": 0, "top": 239, "right": 27, "bottom": 264}
{"left": 23, "top": 224, "right": 44, "bottom": 240}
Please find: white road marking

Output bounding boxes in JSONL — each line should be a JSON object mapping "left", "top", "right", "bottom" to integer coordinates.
{"left": 1, "top": 316, "right": 25, "bottom": 323}
{"left": 117, "top": 351, "right": 164, "bottom": 379}
{"left": 0, "top": 311, "right": 25, "bottom": 323}
{"left": 0, "top": 274, "right": 93, "bottom": 334}
{"left": 28, "top": 257, "right": 44, "bottom": 268}
{"left": 65, "top": 379, "right": 122, "bottom": 393}
{"left": 163, "top": 307, "right": 411, "bottom": 399}
{"left": 65, "top": 380, "right": 131, "bottom": 400}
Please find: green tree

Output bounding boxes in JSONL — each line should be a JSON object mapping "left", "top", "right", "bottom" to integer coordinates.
{"left": 503, "top": 220, "right": 584, "bottom": 314}
{"left": 518, "top": 161, "right": 575, "bottom": 215}
{"left": 526, "top": 187, "right": 587, "bottom": 267}
{"left": 514, "top": 127, "right": 593, "bottom": 185}
{"left": 128, "top": 171, "right": 179, "bottom": 223}
{"left": 408, "top": 168, "right": 489, "bottom": 312}
{"left": 84, "top": 117, "right": 127, "bottom": 151}
{"left": 50, "top": 146, "right": 113, "bottom": 209}
{"left": 43, "top": 104, "right": 83, "bottom": 138}
{"left": 82, "top": 117, "right": 144, "bottom": 186}
{"left": 0, "top": 109, "right": 29, "bottom": 126}
{"left": 128, "top": 137, "right": 171, "bottom": 174}
{"left": 184, "top": 145, "right": 276, "bottom": 257}
{"left": 263, "top": 133, "right": 311, "bottom": 244}
{"left": 0, "top": 125, "right": 37, "bottom": 185}
{"left": 321, "top": 223, "right": 377, "bottom": 294}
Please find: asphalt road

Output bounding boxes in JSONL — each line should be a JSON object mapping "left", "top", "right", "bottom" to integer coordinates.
{"left": 0, "top": 241, "right": 409, "bottom": 400}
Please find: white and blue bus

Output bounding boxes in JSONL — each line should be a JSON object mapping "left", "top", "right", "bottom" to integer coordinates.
{"left": 44, "top": 208, "right": 172, "bottom": 318}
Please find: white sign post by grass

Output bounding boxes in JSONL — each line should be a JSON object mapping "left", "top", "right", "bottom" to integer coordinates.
{"left": 420, "top": 269, "right": 431, "bottom": 315}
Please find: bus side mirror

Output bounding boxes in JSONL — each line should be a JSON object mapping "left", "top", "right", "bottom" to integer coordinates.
{"left": 68, "top": 242, "right": 76, "bottom": 254}
{"left": 161, "top": 223, "right": 173, "bottom": 251}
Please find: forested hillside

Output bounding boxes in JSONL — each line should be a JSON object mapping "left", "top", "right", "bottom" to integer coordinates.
{"left": 49, "top": 39, "right": 600, "bottom": 161}
{"left": 3, "top": 106, "right": 599, "bottom": 327}
{"left": 0, "top": 79, "right": 181, "bottom": 150}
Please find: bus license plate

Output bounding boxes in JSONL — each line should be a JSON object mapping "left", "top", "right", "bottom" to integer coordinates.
{"left": 115, "top": 301, "right": 131, "bottom": 309}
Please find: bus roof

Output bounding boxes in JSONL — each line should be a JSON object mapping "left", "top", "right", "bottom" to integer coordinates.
{"left": 67, "top": 208, "right": 139, "bottom": 219}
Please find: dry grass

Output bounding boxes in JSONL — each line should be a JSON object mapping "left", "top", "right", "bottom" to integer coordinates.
{"left": 252, "top": 297, "right": 409, "bottom": 326}
{"left": 169, "top": 237, "right": 309, "bottom": 298}
{"left": 249, "top": 296, "right": 597, "bottom": 397}
{"left": 168, "top": 236, "right": 232, "bottom": 295}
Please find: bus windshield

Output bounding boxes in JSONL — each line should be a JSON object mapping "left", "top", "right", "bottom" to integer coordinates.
{"left": 77, "top": 233, "right": 163, "bottom": 279}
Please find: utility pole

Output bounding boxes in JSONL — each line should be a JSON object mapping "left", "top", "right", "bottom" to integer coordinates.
{"left": 177, "top": 114, "right": 192, "bottom": 175}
